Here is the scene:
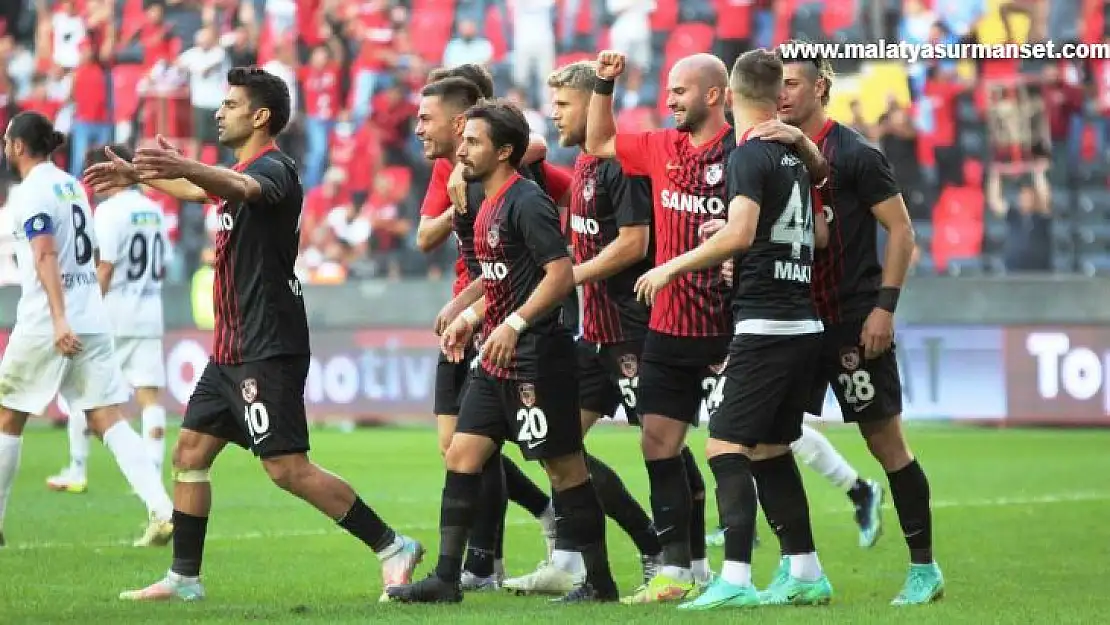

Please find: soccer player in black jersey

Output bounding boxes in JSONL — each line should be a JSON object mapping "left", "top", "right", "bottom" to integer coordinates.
{"left": 387, "top": 100, "right": 617, "bottom": 604}
{"left": 85, "top": 67, "right": 423, "bottom": 602}
{"left": 586, "top": 50, "right": 829, "bottom": 603}
{"left": 636, "top": 48, "right": 832, "bottom": 610}
{"left": 499, "top": 60, "right": 665, "bottom": 596}
{"left": 415, "top": 75, "right": 557, "bottom": 591}
{"left": 765, "top": 45, "right": 943, "bottom": 604}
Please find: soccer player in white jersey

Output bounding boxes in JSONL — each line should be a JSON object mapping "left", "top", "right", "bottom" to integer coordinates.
{"left": 46, "top": 144, "right": 170, "bottom": 493}
{"left": 0, "top": 112, "right": 174, "bottom": 548}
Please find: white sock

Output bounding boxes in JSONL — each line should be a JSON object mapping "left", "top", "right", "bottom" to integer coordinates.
{"left": 659, "top": 565, "right": 693, "bottom": 582}
{"left": 789, "top": 552, "right": 823, "bottom": 582}
{"left": 791, "top": 423, "right": 859, "bottom": 491}
{"left": 0, "top": 433, "right": 22, "bottom": 530}
{"left": 67, "top": 409, "right": 89, "bottom": 477}
{"left": 102, "top": 420, "right": 173, "bottom": 520}
{"left": 691, "top": 558, "right": 711, "bottom": 583}
{"left": 141, "top": 404, "right": 167, "bottom": 476}
{"left": 376, "top": 534, "right": 404, "bottom": 560}
{"left": 550, "top": 548, "right": 585, "bottom": 575}
{"left": 720, "top": 560, "right": 751, "bottom": 586}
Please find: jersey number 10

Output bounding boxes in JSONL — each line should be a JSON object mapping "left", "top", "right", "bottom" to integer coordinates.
{"left": 770, "top": 182, "right": 814, "bottom": 259}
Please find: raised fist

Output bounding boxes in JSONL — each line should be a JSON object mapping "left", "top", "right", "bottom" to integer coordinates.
{"left": 596, "top": 50, "right": 626, "bottom": 80}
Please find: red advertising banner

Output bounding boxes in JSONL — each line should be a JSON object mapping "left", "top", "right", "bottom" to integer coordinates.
{"left": 1004, "top": 326, "right": 1110, "bottom": 426}
{"left": 0, "top": 328, "right": 443, "bottom": 424}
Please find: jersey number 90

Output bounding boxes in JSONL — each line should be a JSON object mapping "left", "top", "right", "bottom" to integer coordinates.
{"left": 126, "top": 232, "right": 166, "bottom": 282}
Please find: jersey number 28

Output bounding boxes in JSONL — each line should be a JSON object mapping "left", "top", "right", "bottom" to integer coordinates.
{"left": 770, "top": 182, "right": 814, "bottom": 259}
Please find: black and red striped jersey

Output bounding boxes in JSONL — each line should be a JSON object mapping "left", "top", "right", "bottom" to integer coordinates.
{"left": 811, "top": 120, "right": 901, "bottom": 323}
{"left": 569, "top": 153, "right": 652, "bottom": 344}
{"left": 473, "top": 174, "right": 571, "bottom": 380}
{"left": 613, "top": 126, "right": 734, "bottom": 338}
{"left": 211, "top": 145, "right": 310, "bottom": 365}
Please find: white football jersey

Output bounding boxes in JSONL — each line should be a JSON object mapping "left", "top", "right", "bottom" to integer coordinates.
{"left": 93, "top": 189, "right": 169, "bottom": 337}
{"left": 8, "top": 162, "right": 109, "bottom": 335}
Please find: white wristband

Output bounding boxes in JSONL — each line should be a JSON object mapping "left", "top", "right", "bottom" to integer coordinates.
{"left": 461, "top": 306, "right": 480, "bottom": 326}
{"left": 506, "top": 312, "right": 528, "bottom": 333}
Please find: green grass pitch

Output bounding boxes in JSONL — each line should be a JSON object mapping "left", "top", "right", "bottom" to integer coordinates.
{"left": 2, "top": 423, "right": 1108, "bottom": 624}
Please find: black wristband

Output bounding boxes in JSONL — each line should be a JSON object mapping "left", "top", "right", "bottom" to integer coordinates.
{"left": 593, "top": 77, "right": 616, "bottom": 96}
{"left": 876, "top": 287, "right": 900, "bottom": 313}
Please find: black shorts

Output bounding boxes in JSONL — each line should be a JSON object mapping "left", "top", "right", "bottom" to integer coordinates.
{"left": 710, "top": 333, "right": 823, "bottom": 447}
{"left": 456, "top": 336, "right": 581, "bottom": 461}
{"left": 577, "top": 337, "right": 644, "bottom": 426}
{"left": 433, "top": 345, "right": 478, "bottom": 416}
{"left": 638, "top": 331, "right": 730, "bottom": 425}
{"left": 809, "top": 318, "right": 904, "bottom": 423}
{"left": 182, "top": 356, "right": 310, "bottom": 459}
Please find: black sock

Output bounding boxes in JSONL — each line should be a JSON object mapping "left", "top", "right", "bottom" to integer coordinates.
{"left": 847, "top": 478, "right": 870, "bottom": 507}
{"left": 680, "top": 446, "right": 707, "bottom": 561}
{"left": 645, "top": 455, "right": 692, "bottom": 568}
{"left": 503, "top": 455, "right": 550, "bottom": 518}
{"left": 887, "top": 459, "right": 933, "bottom": 564}
{"left": 707, "top": 454, "right": 756, "bottom": 565}
{"left": 585, "top": 453, "right": 660, "bottom": 556}
{"left": 464, "top": 455, "right": 506, "bottom": 577}
{"left": 553, "top": 479, "right": 616, "bottom": 592}
{"left": 435, "top": 470, "right": 483, "bottom": 582}
{"left": 752, "top": 454, "right": 816, "bottom": 555}
{"left": 170, "top": 510, "right": 208, "bottom": 577}
{"left": 338, "top": 497, "right": 396, "bottom": 552}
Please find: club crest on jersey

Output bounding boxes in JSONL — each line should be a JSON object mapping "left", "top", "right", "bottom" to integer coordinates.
{"left": 487, "top": 224, "right": 500, "bottom": 248}
{"left": 241, "top": 378, "right": 259, "bottom": 403}
{"left": 582, "top": 177, "right": 596, "bottom": 202}
{"left": 519, "top": 383, "right": 536, "bottom": 407}
{"left": 619, "top": 354, "right": 638, "bottom": 378}
{"left": 705, "top": 163, "right": 724, "bottom": 186}
{"left": 840, "top": 347, "right": 860, "bottom": 371}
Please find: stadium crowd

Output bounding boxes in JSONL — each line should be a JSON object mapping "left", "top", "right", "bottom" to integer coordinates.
{"left": 0, "top": 0, "right": 1108, "bottom": 284}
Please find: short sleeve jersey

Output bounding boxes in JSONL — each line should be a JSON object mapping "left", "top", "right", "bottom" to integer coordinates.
{"left": 210, "top": 145, "right": 310, "bottom": 364}
{"left": 614, "top": 126, "right": 734, "bottom": 337}
{"left": 569, "top": 153, "right": 652, "bottom": 344}
{"left": 473, "top": 175, "right": 570, "bottom": 380}
{"left": 93, "top": 188, "right": 169, "bottom": 337}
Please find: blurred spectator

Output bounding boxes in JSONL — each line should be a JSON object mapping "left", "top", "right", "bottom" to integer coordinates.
{"left": 301, "top": 45, "right": 342, "bottom": 187}
{"left": 607, "top": 0, "right": 654, "bottom": 70}
{"left": 511, "top": 0, "right": 556, "bottom": 107}
{"left": 50, "top": 0, "right": 86, "bottom": 70}
{"left": 328, "top": 109, "right": 382, "bottom": 206}
{"left": 302, "top": 166, "right": 351, "bottom": 248}
{"left": 988, "top": 163, "right": 1052, "bottom": 272}
{"left": 3, "top": 34, "right": 35, "bottom": 98}
{"left": 506, "top": 85, "right": 548, "bottom": 137}
{"left": 443, "top": 19, "right": 493, "bottom": 67}
{"left": 362, "top": 173, "right": 414, "bottom": 280}
{"left": 176, "top": 26, "right": 228, "bottom": 161}
{"left": 69, "top": 42, "right": 110, "bottom": 175}
{"left": 370, "top": 80, "right": 417, "bottom": 166}
{"left": 879, "top": 104, "right": 926, "bottom": 219}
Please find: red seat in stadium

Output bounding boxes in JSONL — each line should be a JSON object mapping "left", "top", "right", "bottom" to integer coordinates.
{"left": 931, "top": 184, "right": 985, "bottom": 271}
{"left": 379, "top": 166, "right": 412, "bottom": 201}
{"left": 410, "top": 8, "right": 455, "bottom": 63}
{"left": 657, "top": 22, "right": 715, "bottom": 117}
{"left": 485, "top": 4, "right": 509, "bottom": 63}
{"left": 111, "top": 64, "right": 144, "bottom": 124}
{"left": 650, "top": 0, "right": 679, "bottom": 32}
{"left": 822, "top": 0, "right": 857, "bottom": 35}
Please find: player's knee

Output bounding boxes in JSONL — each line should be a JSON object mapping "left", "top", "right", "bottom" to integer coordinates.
{"left": 860, "top": 416, "right": 912, "bottom": 470}
{"left": 444, "top": 442, "right": 485, "bottom": 474}
{"left": 542, "top": 453, "right": 589, "bottom": 492}
{"left": 261, "top": 454, "right": 312, "bottom": 492}
{"left": 640, "top": 423, "right": 683, "bottom": 459}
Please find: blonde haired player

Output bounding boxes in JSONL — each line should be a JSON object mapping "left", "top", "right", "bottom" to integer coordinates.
{"left": 46, "top": 144, "right": 171, "bottom": 494}
{"left": 0, "top": 113, "right": 173, "bottom": 548}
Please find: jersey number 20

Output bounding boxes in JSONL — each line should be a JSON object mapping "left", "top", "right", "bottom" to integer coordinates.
{"left": 770, "top": 182, "right": 814, "bottom": 259}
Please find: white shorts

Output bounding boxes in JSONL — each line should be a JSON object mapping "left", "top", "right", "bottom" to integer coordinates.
{"left": 0, "top": 331, "right": 131, "bottom": 415}
{"left": 114, "top": 336, "right": 166, "bottom": 389}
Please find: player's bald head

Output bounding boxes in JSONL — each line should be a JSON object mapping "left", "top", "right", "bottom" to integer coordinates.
{"left": 671, "top": 53, "right": 729, "bottom": 93}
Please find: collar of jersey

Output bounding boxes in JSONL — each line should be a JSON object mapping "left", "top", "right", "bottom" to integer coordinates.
{"left": 232, "top": 142, "right": 279, "bottom": 172}
{"left": 482, "top": 172, "right": 522, "bottom": 210}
